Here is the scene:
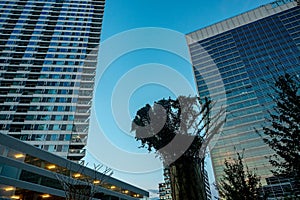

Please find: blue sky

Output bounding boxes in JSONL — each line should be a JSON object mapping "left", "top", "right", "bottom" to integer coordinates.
{"left": 85, "top": 0, "right": 274, "bottom": 197}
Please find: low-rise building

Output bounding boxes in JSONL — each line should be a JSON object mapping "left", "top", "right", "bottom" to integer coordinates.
{"left": 0, "top": 133, "right": 149, "bottom": 200}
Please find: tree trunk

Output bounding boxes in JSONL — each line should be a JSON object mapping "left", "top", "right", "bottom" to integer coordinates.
{"left": 169, "top": 157, "right": 207, "bottom": 200}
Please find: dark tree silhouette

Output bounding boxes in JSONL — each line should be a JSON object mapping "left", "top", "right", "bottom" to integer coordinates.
{"left": 261, "top": 73, "right": 300, "bottom": 179}
{"left": 131, "top": 96, "right": 225, "bottom": 200}
{"left": 219, "top": 151, "right": 262, "bottom": 200}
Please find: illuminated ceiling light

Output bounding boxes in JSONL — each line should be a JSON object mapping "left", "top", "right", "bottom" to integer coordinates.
{"left": 47, "top": 165, "right": 56, "bottom": 170}
{"left": 73, "top": 173, "right": 81, "bottom": 178}
{"left": 14, "top": 154, "right": 25, "bottom": 158}
{"left": 11, "top": 195, "right": 20, "bottom": 199}
{"left": 93, "top": 180, "right": 100, "bottom": 184}
{"left": 4, "top": 187, "right": 14, "bottom": 191}
{"left": 123, "top": 190, "right": 129, "bottom": 194}
{"left": 41, "top": 194, "right": 51, "bottom": 198}
{"left": 110, "top": 185, "right": 116, "bottom": 189}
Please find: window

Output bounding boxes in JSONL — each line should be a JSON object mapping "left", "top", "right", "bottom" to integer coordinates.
{"left": 57, "top": 54, "right": 66, "bottom": 58}
{"left": 38, "top": 124, "right": 47, "bottom": 130}
{"left": 62, "top": 145, "right": 68, "bottom": 152}
{"left": 61, "top": 125, "right": 67, "bottom": 130}
{"left": 35, "top": 134, "right": 46, "bottom": 141}
{"left": 56, "top": 61, "right": 65, "bottom": 65}
{"left": 68, "top": 115, "right": 74, "bottom": 120}
{"left": 55, "top": 115, "right": 62, "bottom": 120}
{"left": 48, "top": 145, "right": 56, "bottom": 152}
{"left": 51, "top": 134, "right": 58, "bottom": 141}
{"left": 66, "top": 125, "right": 73, "bottom": 131}
{"left": 46, "top": 54, "right": 54, "bottom": 58}
{"left": 53, "top": 125, "right": 60, "bottom": 131}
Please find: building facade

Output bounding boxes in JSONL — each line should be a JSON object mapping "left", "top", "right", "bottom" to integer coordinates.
{"left": 158, "top": 183, "right": 172, "bottom": 200}
{"left": 186, "top": 0, "right": 300, "bottom": 185}
{"left": 0, "top": 0, "right": 105, "bottom": 161}
{"left": 0, "top": 133, "right": 149, "bottom": 200}
{"left": 261, "top": 176, "right": 300, "bottom": 199}
{"left": 203, "top": 170, "right": 212, "bottom": 200}
{"left": 158, "top": 168, "right": 172, "bottom": 200}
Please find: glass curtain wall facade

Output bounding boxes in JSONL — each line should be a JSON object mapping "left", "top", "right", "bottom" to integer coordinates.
{"left": 186, "top": 0, "right": 300, "bottom": 184}
{"left": 0, "top": 0, "right": 105, "bottom": 161}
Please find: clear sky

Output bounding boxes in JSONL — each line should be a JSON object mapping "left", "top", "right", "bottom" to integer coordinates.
{"left": 85, "top": 0, "right": 274, "bottom": 198}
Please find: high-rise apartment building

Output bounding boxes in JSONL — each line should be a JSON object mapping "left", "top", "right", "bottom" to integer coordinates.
{"left": 0, "top": 0, "right": 105, "bottom": 161}
{"left": 186, "top": 0, "right": 300, "bottom": 184}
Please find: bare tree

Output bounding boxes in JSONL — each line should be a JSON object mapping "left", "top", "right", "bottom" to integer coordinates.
{"left": 55, "top": 163, "right": 113, "bottom": 200}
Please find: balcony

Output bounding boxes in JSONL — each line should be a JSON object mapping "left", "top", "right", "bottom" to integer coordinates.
{"left": 70, "top": 136, "right": 86, "bottom": 145}
{"left": 70, "top": 139, "right": 86, "bottom": 150}
{"left": 67, "top": 149, "right": 86, "bottom": 160}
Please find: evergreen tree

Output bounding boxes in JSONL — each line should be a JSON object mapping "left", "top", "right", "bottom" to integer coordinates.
{"left": 261, "top": 73, "right": 300, "bottom": 178}
{"left": 219, "top": 151, "right": 262, "bottom": 200}
{"left": 258, "top": 73, "right": 300, "bottom": 198}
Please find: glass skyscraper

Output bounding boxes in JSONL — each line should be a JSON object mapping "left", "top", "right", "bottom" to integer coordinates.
{"left": 186, "top": 0, "right": 300, "bottom": 184}
{"left": 0, "top": 0, "right": 105, "bottom": 161}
